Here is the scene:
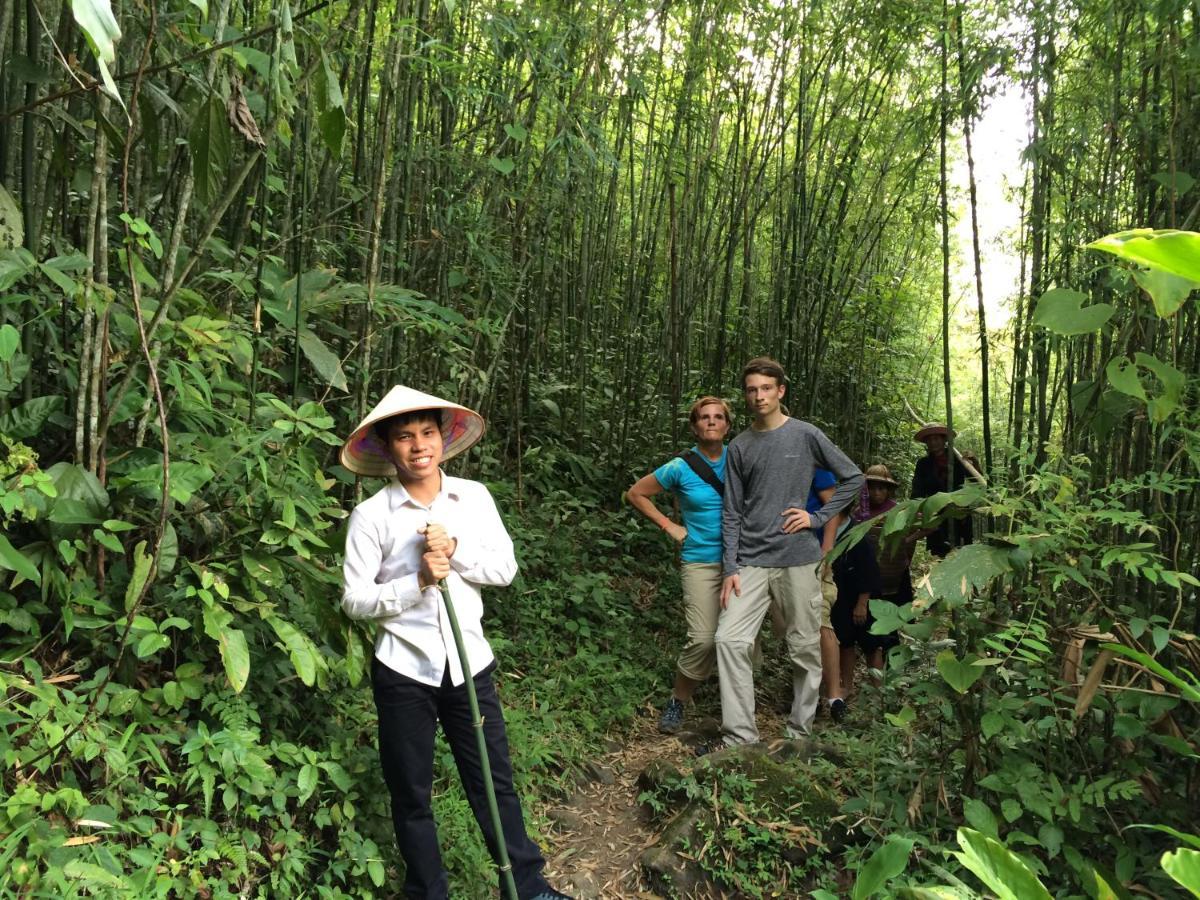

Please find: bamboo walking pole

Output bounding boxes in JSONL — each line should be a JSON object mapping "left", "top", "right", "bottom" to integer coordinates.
{"left": 435, "top": 568, "right": 519, "bottom": 900}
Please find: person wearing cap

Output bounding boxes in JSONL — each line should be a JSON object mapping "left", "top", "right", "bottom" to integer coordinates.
{"left": 711, "top": 357, "right": 864, "bottom": 749}
{"left": 830, "top": 465, "right": 912, "bottom": 699}
{"left": 626, "top": 396, "right": 734, "bottom": 734}
{"left": 911, "top": 424, "right": 973, "bottom": 557}
{"left": 340, "top": 386, "right": 571, "bottom": 900}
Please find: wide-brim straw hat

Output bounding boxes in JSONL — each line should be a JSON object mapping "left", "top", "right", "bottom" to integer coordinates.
{"left": 340, "top": 385, "right": 485, "bottom": 477}
{"left": 864, "top": 464, "right": 898, "bottom": 487}
{"left": 914, "top": 422, "right": 956, "bottom": 443}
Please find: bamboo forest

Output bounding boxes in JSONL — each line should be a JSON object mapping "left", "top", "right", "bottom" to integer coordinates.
{"left": 1, "top": 0, "right": 1198, "bottom": 895}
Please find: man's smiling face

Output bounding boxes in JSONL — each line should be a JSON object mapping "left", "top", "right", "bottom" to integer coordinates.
{"left": 385, "top": 414, "right": 444, "bottom": 486}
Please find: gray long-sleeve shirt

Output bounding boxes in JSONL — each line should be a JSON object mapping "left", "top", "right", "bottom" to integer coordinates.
{"left": 721, "top": 418, "right": 865, "bottom": 575}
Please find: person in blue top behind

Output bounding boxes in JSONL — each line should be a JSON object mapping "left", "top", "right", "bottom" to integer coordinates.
{"left": 627, "top": 396, "right": 733, "bottom": 734}
{"left": 806, "top": 467, "right": 850, "bottom": 721}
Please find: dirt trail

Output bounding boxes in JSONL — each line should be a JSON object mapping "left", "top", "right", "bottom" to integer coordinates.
{"left": 540, "top": 696, "right": 791, "bottom": 898}
{"left": 541, "top": 711, "right": 679, "bottom": 898}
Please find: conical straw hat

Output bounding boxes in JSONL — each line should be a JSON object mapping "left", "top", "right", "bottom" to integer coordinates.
{"left": 914, "top": 422, "right": 956, "bottom": 443}
{"left": 340, "top": 385, "right": 486, "bottom": 477}
{"left": 864, "top": 464, "right": 898, "bottom": 486}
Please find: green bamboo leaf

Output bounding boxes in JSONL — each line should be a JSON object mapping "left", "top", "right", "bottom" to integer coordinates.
{"left": 1032, "top": 288, "right": 1115, "bottom": 335}
{"left": 189, "top": 94, "right": 232, "bottom": 206}
{"left": 953, "top": 828, "right": 1051, "bottom": 900}
{"left": 0, "top": 247, "right": 37, "bottom": 289}
{"left": 316, "top": 51, "right": 346, "bottom": 156}
{"left": 1128, "top": 825, "right": 1200, "bottom": 851}
{"left": 1087, "top": 229, "right": 1200, "bottom": 283}
{"left": 0, "top": 323, "right": 21, "bottom": 361}
{"left": 0, "top": 183, "right": 22, "bottom": 251}
{"left": 203, "top": 603, "right": 250, "bottom": 693}
{"left": 297, "top": 763, "right": 319, "bottom": 803}
{"left": 936, "top": 651, "right": 983, "bottom": 694}
{"left": 64, "top": 859, "right": 131, "bottom": 890}
{"left": 297, "top": 329, "right": 348, "bottom": 392}
{"left": 125, "top": 540, "right": 153, "bottom": 611}
{"left": 0, "top": 534, "right": 41, "bottom": 584}
{"left": 70, "top": 0, "right": 125, "bottom": 110}
{"left": 1100, "top": 643, "right": 1200, "bottom": 702}
{"left": 1161, "top": 848, "right": 1200, "bottom": 897}
{"left": 267, "top": 615, "right": 319, "bottom": 686}
{"left": 852, "top": 836, "right": 914, "bottom": 899}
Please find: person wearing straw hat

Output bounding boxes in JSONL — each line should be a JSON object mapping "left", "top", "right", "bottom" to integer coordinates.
{"left": 911, "top": 423, "right": 973, "bottom": 557}
{"left": 831, "top": 464, "right": 913, "bottom": 699}
{"left": 340, "top": 385, "right": 571, "bottom": 900}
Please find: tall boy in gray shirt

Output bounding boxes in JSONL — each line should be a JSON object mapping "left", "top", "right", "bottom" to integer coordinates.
{"left": 714, "top": 357, "right": 863, "bottom": 745}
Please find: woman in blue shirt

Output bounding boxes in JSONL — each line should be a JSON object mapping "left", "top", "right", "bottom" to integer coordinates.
{"left": 627, "top": 396, "right": 732, "bottom": 733}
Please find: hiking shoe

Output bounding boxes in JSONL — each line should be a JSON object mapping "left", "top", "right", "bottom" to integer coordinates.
{"left": 530, "top": 890, "right": 574, "bottom": 900}
{"left": 658, "top": 697, "right": 685, "bottom": 734}
{"left": 830, "top": 698, "right": 847, "bottom": 724}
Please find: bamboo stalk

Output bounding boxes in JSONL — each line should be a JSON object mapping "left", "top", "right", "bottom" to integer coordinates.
{"left": 435, "top": 574, "right": 519, "bottom": 900}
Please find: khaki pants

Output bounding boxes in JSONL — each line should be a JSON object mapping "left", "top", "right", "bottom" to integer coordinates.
{"left": 714, "top": 564, "right": 822, "bottom": 744}
{"left": 676, "top": 563, "right": 722, "bottom": 682}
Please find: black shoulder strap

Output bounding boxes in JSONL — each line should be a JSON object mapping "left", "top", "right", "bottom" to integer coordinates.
{"left": 678, "top": 449, "right": 724, "bottom": 498}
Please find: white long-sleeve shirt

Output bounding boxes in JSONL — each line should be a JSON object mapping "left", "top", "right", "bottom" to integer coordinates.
{"left": 341, "top": 473, "right": 517, "bottom": 686}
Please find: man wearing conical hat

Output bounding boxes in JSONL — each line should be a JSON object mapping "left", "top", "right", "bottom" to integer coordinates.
{"left": 911, "top": 423, "right": 974, "bottom": 557}
{"left": 340, "top": 386, "right": 571, "bottom": 900}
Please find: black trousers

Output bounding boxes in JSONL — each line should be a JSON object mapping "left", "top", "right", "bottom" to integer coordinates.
{"left": 372, "top": 657, "right": 550, "bottom": 900}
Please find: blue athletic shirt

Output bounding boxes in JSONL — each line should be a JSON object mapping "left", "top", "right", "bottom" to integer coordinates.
{"left": 653, "top": 446, "right": 728, "bottom": 563}
{"left": 807, "top": 467, "right": 836, "bottom": 513}
{"left": 807, "top": 467, "right": 837, "bottom": 535}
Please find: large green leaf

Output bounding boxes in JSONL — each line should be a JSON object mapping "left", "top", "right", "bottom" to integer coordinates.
{"left": 952, "top": 828, "right": 1051, "bottom": 900}
{"left": 0, "top": 349, "right": 29, "bottom": 397}
{"left": 852, "top": 836, "right": 914, "bottom": 899}
{"left": 0, "top": 247, "right": 37, "bottom": 290}
{"left": 921, "top": 543, "right": 1012, "bottom": 607}
{"left": 1105, "top": 353, "right": 1185, "bottom": 423}
{"left": 189, "top": 94, "right": 232, "bottom": 207}
{"left": 1088, "top": 228, "right": 1200, "bottom": 315}
{"left": 298, "top": 329, "right": 348, "bottom": 392}
{"left": 1032, "top": 288, "right": 1115, "bottom": 335}
{"left": 936, "top": 651, "right": 983, "bottom": 694}
{"left": 0, "top": 184, "right": 22, "bottom": 251}
{"left": 0, "top": 534, "right": 41, "bottom": 584}
{"left": 316, "top": 51, "right": 346, "bottom": 157}
{"left": 202, "top": 603, "right": 250, "bottom": 693}
{"left": 0, "top": 323, "right": 19, "bottom": 361}
{"left": 1131, "top": 267, "right": 1199, "bottom": 317}
{"left": 70, "top": 0, "right": 125, "bottom": 109}
{"left": 125, "top": 541, "right": 153, "bottom": 611}
{"left": 267, "top": 615, "right": 320, "bottom": 686}
{"left": 1087, "top": 229, "right": 1200, "bottom": 283}
{"left": 0, "top": 395, "right": 65, "bottom": 440}
{"left": 1162, "top": 848, "right": 1200, "bottom": 897}
{"left": 48, "top": 463, "right": 110, "bottom": 519}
